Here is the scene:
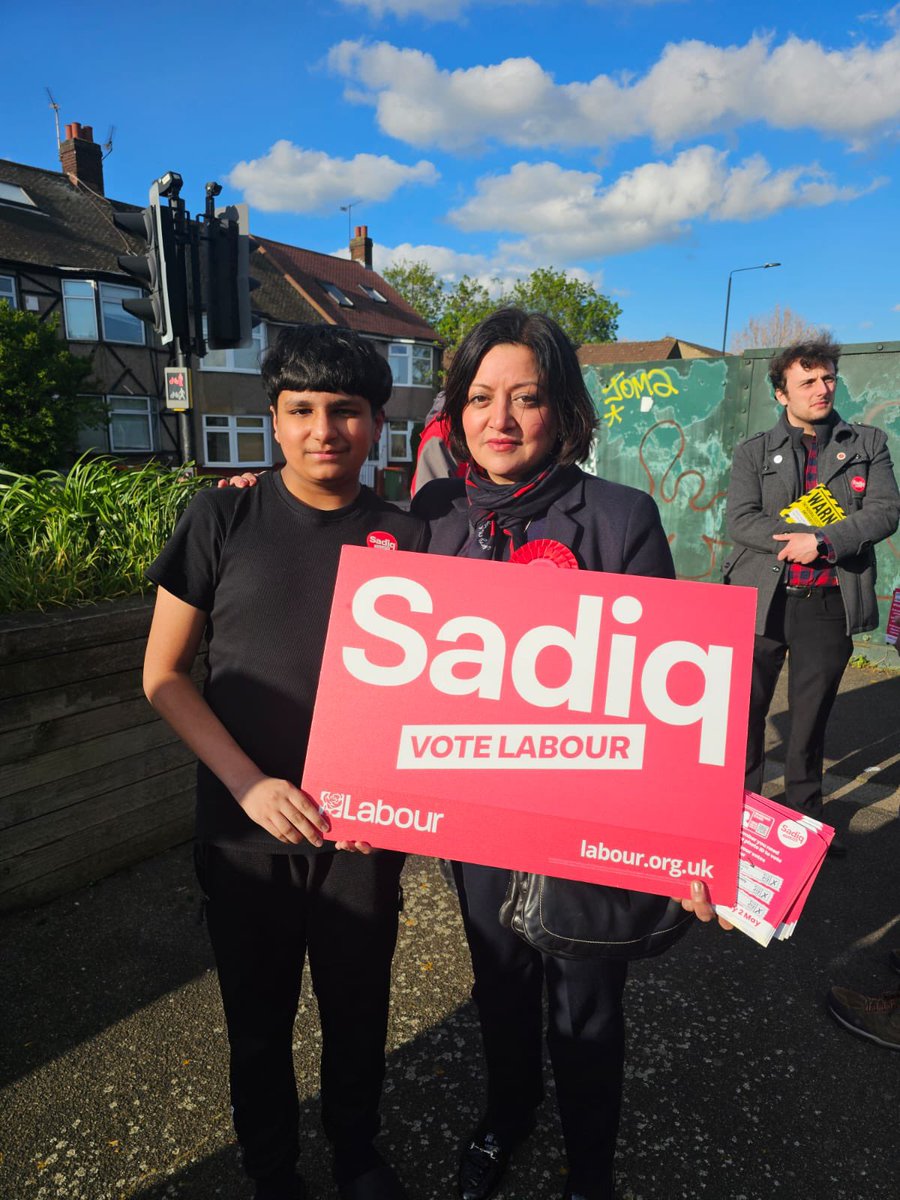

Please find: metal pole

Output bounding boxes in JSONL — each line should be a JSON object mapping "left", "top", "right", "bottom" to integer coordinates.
{"left": 720, "top": 262, "right": 781, "bottom": 354}
{"left": 721, "top": 273, "right": 734, "bottom": 354}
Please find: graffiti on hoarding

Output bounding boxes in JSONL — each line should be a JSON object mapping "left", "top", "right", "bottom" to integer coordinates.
{"left": 600, "top": 368, "right": 680, "bottom": 424}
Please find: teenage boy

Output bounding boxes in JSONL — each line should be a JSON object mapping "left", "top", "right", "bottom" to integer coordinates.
{"left": 143, "top": 325, "right": 426, "bottom": 1200}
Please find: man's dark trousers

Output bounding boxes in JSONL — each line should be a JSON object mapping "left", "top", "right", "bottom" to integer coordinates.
{"left": 196, "top": 842, "right": 405, "bottom": 1187}
{"left": 745, "top": 585, "right": 853, "bottom": 816}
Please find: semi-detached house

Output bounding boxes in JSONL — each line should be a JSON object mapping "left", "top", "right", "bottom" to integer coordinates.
{"left": 0, "top": 123, "right": 442, "bottom": 495}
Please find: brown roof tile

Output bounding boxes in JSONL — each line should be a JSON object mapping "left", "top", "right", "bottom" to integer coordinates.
{"left": 254, "top": 237, "right": 441, "bottom": 343}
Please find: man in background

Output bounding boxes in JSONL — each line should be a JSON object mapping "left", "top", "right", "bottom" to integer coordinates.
{"left": 723, "top": 339, "right": 899, "bottom": 853}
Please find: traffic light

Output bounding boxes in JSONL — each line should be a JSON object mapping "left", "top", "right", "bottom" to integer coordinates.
{"left": 204, "top": 202, "right": 257, "bottom": 351}
{"left": 114, "top": 178, "right": 188, "bottom": 345}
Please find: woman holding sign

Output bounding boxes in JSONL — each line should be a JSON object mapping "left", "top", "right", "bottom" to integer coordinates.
{"left": 412, "top": 308, "right": 724, "bottom": 1200}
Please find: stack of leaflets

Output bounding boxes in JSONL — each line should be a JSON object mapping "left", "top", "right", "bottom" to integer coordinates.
{"left": 779, "top": 484, "right": 845, "bottom": 526}
{"left": 885, "top": 586, "right": 900, "bottom": 646}
{"left": 715, "top": 791, "right": 834, "bottom": 947}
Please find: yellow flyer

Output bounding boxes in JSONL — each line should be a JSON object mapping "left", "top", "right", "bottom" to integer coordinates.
{"left": 780, "top": 485, "right": 846, "bottom": 526}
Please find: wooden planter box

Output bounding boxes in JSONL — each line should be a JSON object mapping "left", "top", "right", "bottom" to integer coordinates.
{"left": 0, "top": 596, "right": 197, "bottom": 912}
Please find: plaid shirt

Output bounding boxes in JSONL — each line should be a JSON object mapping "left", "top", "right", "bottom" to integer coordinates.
{"left": 786, "top": 435, "right": 839, "bottom": 588}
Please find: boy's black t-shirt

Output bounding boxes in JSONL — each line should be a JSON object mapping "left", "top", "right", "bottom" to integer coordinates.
{"left": 147, "top": 471, "right": 428, "bottom": 853}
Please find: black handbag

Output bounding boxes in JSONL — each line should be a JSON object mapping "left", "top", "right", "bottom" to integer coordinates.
{"left": 498, "top": 871, "right": 693, "bottom": 961}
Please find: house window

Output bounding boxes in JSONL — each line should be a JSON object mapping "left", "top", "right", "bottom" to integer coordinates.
{"left": 109, "top": 395, "right": 156, "bottom": 452}
{"left": 201, "top": 320, "right": 267, "bottom": 373}
{"left": 0, "top": 182, "right": 36, "bottom": 208}
{"left": 62, "top": 279, "right": 98, "bottom": 340}
{"left": 203, "top": 414, "right": 272, "bottom": 467}
{"left": 99, "top": 282, "right": 145, "bottom": 345}
{"left": 62, "top": 279, "right": 147, "bottom": 344}
{"left": 359, "top": 284, "right": 387, "bottom": 303}
{"left": 388, "top": 342, "right": 432, "bottom": 387}
{"left": 388, "top": 420, "right": 413, "bottom": 462}
{"left": 320, "top": 281, "right": 353, "bottom": 307}
{"left": 0, "top": 274, "right": 16, "bottom": 307}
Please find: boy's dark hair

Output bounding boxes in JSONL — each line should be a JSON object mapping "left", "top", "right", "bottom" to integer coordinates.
{"left": 768, "top": 338, "right": 842, "bottom": 395}
{"left": 261, "top": 324, "right": 393, "bottom": 411}
{"left": 443, "top": 307, "right": 598, "bottom": 466}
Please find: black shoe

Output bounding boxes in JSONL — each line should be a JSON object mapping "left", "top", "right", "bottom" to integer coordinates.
{"left": 826, "top": 985, "right": 900, "bottom": 1050}
{"left": 458, "top": 1125, "right": 533, "bottom": 1200}
{"left": 562, "top": 1166, "right": 616, "bottom": 1200}
{"left": 338, "top": 1162, "right": 408, "bottom": 1200}
{"left": 253, "top": 1171, "right": 307, "bottom": 1200}
{"left": 826, "top": 833, "right": 847, "bottom": 858}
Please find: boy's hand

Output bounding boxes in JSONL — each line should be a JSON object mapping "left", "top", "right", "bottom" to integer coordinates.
{"left": 673, "top": 880, "right": 734, "bottom": 931}
{"left": 334, "top": 840, "right": 375, "bottom": 854}
{"left": 217, "top": 472, "right": 261, "bottom": 489}
{"left": 235, "top": 775, "right": 329, "bottom": 846}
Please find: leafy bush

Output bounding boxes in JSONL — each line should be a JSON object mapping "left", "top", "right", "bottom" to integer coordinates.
{"left": 0, "top": 304, "right": 101, "bottom": 474}
{"left": 0, "top": 456, "right": 207, "bottom": 613}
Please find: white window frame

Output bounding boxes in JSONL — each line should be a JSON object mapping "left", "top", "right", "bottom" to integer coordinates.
{"left": 388, "top": 420, "right": 413, "bottom": 462}
{"left": 99, "top": 281, "right": 146, "bottom": 345}
{"left": 0, "top": 274, "right": 17, "bottom": 308}
{"left": 62, "top": 279, "right": 98, "bottom": 341}
{"left": 200, "top": 319, "right": 267, "bottom": 374}
{"left": 320, "top": 281, "right": 354, "bottom": 307}
{"left": 359, "top": 284, "right": 387, "bottom": 303}
{"left": 388, "top": 341, "right": 433, "bottom": 388}
{"left": 203, "top": 413, "right": 273, "bottom": 468}
{"left": 108, "top": 395, "right": 157, "bottom": 453}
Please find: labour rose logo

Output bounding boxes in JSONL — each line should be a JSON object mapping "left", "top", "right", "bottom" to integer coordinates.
{"left": 319, "top": 791, "right": 347, "bottom": 815}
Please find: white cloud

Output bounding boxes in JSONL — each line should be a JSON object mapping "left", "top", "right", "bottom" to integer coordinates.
{"left": 367, "top": 240, "right": 602, "bottom": 297}
{"left": 328, "top": 32, "right": 900, "bottom": 151}
{"left": 337, "top": 0, "right": 539, "bottom": 19}
{"left": 338, "top": 0, "right": 469, "bottom": 17}
{"left": 227, "top": 140, "right": 438, "bottom": 213}
{"left": 449, "top": 149, "right": 875, "bottom": 259}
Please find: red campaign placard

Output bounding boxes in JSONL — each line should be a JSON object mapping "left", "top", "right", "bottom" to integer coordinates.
{"left": 302, "top": 547, "right": 758, "bottom": 903}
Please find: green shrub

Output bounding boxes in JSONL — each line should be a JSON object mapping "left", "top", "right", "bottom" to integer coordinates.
{"left": 0, "top": 456, "right": 207, "bottom": 613}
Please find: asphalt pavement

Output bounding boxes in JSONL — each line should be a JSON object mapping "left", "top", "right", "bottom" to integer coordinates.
{"left": 2, "top": 664, "right": 898, "bottom": 1200}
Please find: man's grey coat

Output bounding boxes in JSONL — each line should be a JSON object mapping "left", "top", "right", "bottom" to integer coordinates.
{"left": 724, "top": 413, "right": 900, "bottom": 635}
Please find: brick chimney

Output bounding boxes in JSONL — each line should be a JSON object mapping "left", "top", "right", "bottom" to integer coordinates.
{"left": 350, "top": 224, "right": 373, "bottom": 270}
{"left": 60, "top": 122, "right": 105, "bottom": 195}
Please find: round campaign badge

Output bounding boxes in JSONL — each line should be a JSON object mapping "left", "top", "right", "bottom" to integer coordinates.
{"left": 777, "top": 819, "right": 808, "bottom": 849}
{"left": 850, "top": 475, "right": 866, "bottom": 493}
{"left": 836, "top": 452, "right": 846, "bottom": 461}
{"left": 367, "top": 531, "right": 398, "bottom": 550}
{"left": 509, "top": 539, "right": 579, "bottom": 569}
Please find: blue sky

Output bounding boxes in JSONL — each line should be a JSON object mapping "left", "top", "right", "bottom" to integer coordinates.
{"left": 3, "top": 0, "right": 900, "bottom": 349}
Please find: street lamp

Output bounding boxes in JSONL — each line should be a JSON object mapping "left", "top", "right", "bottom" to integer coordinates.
{"left": 721, "top": 262, "right": 781, "bottom": 353}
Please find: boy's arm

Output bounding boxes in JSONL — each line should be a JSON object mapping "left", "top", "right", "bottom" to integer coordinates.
{"left": 143, "top": 586, "right": 328, "bottom": 848}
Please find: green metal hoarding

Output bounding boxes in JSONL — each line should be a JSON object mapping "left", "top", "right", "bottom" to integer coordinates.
{"left": 582, "top": 342, "right": 900, "bottom": 662}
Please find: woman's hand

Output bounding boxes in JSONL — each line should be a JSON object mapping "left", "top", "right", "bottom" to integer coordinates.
{"left": 674, "top": 880, "right": 734, "bottom": 930}
{"left": 217, "top": 472, "right": 261, "bottom": 489}
{"left": 235, "top": 775, "right": 329, "bottom": 846}
{"left": 334, "top": 840, "right": 375, "bottom": 854}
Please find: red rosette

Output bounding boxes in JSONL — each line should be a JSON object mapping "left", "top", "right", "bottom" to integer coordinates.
{"left": 509, "top": 539, "right": 579, "bottom": 569}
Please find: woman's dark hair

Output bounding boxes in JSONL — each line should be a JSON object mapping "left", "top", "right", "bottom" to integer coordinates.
{"left": 261, "top": 324, "right": 393, "bottom": 411}
{"left": 768, "top": 338, "right": 842, "bottom": 395}
{"left": 442, "top": 308, "right": 598, "bottom": 466}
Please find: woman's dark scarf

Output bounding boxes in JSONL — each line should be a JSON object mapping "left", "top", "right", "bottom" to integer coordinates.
{"left": 464, "top": 460, "right": 578, "bottom": 559}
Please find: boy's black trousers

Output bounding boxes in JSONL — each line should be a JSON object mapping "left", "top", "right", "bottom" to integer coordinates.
{"left": 196, "top": 842, "right": 405, "bottom": 1187}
